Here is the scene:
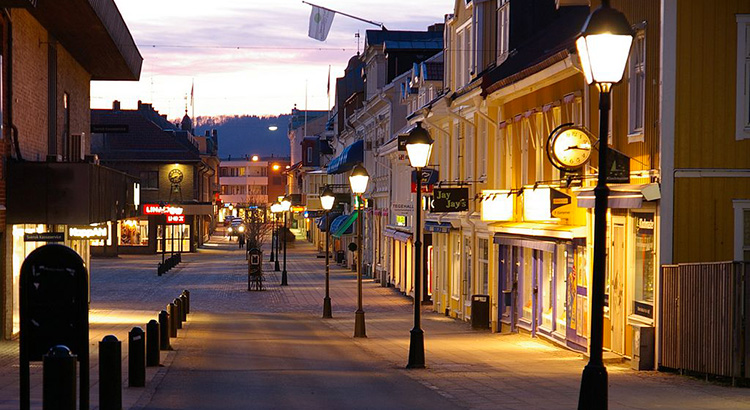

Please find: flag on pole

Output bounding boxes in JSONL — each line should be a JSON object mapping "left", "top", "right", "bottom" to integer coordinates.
{"left": 326, "top": 65, "right": 331, "bottom": 98}
{"left": 190, "top": 80, "right": 194, "bottom": 108}
{"left": 308, "top": 5, "right": 335, "bottom": 41}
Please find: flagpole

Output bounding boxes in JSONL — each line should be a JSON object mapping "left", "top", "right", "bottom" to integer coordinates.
{"left": 327, "top": 65, "right": 331, "bottom": 117}
{"left": 191, "top": 79, "right": 195, "bottom": 131}
{"left": 302, "top": 1, "right": 385, "bottom": 29}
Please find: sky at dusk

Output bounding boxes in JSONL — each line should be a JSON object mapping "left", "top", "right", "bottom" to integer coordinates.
{"left": 90, "top": 0, "right": 454, "bottom": 120}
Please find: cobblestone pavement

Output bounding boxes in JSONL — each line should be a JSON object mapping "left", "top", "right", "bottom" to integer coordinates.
{"left": 1, "top": 230, "right": 749, "bottom": 409}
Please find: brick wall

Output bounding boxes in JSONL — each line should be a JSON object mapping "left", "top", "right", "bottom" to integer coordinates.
{"left": 56, "top": 42, "right": 91, "bottom": 158}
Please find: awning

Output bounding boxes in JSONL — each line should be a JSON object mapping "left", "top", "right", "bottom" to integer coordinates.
{"left": 490, "top": 222, "right": 587, "bottom": 241}
{"left": 328, "top": 140, "right": 363, "bottom": 174}
{"left": 424, "top": 221, "right": 452, "bottom": 233}
{"left": 331, "top": 211, "right": 358, "bottom": 238}
{"left": 315, "top": 212, "right": 341, "bottom": 232}
{"left": 575, "top": 183, "right": 660, "bottom": 209}
{"left": 493, "top": 235, "right": 557, "bottom": 252}
{"left": 384, "top": 228, "right": 413, "bottom": 243}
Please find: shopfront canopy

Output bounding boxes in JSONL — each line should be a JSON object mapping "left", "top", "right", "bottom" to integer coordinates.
{"left": 331, "top": 211, "right": 358, "bottom": 238}
{"left": 316, "top": 212, "right": 341, "bottom": 232}
{"left": 384, "top": 228, "right": 413, "bottom": 243}
{"left": 327, "top": 140, "right": 363, "bottom": 174}
{"left": 424, "top": 221, "right": 452, "bottom": 233}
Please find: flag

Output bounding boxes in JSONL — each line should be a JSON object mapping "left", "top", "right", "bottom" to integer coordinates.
{"left": 326, "top": 65, "right": 331, "bottom": 98}
{"left": 308, "top": 6, "right": 335, "bottom": 41}
{"left": 190, "top": 80, "right": 194, "bottom": 108}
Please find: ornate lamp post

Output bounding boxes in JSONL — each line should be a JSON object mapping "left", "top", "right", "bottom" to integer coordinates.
{"left": 404, "top": 121, "right": 433, "bottom": 369}
{"left": 575, "top": 2, "right": 633, "bottom": 408}
{"left": 269, "top": 206, "right": 276, "bottom": 262}
{"left": 280, "top": 196, "right": 292, "bottom": 286}
{"left": 271, "top": 202, "right": 282, "bottom": 271}
{"left": 320, "top": 186, "right": 336, "bottom": 318}
{"left": 349, "top": 163, "right": 369, "bottom": 338}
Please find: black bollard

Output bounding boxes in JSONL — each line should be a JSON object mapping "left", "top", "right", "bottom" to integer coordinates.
{"left": 158, "top": 310, "right": 171, "bottom": 350}
{"left": 128, "top": 327, "right": 146, "bottom": 387}
{"left": 99, "top": 335, "right": 122, "bottom": 410}
{"left": 173, "top": 298, "right": 183, "bottom": 330}
{"left": 146, "top": 320, "right": 160, "bottom": 367}
{"left": 43, "top": 345, "right": 77, "bottom": 410}
{"left": 179, "top": 294, "right": 187, "bottom": 322}
{"left": 167, "top": 303, "right": 177, "bottom": 338}
{"left": 182, "top": 289, "right": 190, "bottom": 314}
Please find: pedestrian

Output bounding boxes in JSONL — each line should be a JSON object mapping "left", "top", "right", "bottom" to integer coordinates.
{"left": 239, "top": 234, "right": 245, "bottom": 249}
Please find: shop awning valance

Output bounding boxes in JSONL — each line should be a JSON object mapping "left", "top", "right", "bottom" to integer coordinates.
{"left": 384, "top": 228, "right": 413, "bottom": 243}
{"left": 327, "top": 140, "right": 363, "bottom": 174}
{"left": 575, "top": 183, "right": 660, "bottom": 209}
{"left": 315, "top": 212, "right": 341, "bottom": 232}
{"left": 424, "top": 221, "right": 452, "bottom": 233}
{"left": 493, "top": 235, "right": 557, "bottom": 252}
{"left": 331, "top": 211, "right": 358, "bottom": 238}
{"left": 490, "top": 222, "right": 586, "bottom": 241}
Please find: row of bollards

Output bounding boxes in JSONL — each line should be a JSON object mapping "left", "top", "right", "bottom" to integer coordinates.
{"left": 43, "top": 290, "right": 191, "bottom": 410}
{"left": 157, "top": 253, "right": 182, "bottom": 276}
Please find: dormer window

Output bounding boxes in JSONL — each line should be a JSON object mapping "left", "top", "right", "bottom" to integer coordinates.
{"left": 496, "top": 0, "right": 510, "bottom": 64}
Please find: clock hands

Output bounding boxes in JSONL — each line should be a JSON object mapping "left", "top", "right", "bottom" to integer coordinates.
{"left": 564, "top": 145, "right": 591, "bottom": 151}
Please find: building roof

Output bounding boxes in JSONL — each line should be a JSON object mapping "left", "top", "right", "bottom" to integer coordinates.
{"left": 91, "top": 105, "right": 201, "bottom": 162}
{"left": 289, "top": 109, "right": 328, "bottom": 131}
{"left": 481, "top": 6, "right": 589, "bottom": 95}
{"left": 365, "top": 29, "right": 443, "bottom": 49}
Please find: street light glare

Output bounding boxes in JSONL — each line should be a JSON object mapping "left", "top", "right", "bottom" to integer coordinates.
{"left": 268, "top": 125, "right": 278, "bottom": 131}
{"left": 251, "top": 155, "right": 259, "bottom": 162}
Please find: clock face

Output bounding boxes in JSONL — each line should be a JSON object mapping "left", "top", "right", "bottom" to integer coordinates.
{"left": 547, "top": 126, "right": 593, "bottom": 171}
{"left": 168, "top": 168, "right": 184, "bottom": 184}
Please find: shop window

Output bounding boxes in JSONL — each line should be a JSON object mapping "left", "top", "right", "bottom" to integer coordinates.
{"left": 140, "top": 171, "right": 158, "bottom": 189}
{"left": 575, "top": 244, "right": 589, "bottom": 339}
{"left": 541, "top": 250, "right": 553, "bottom": 330}
{"left": 451, "top": 235, "right": 461, "bottom": 299}
{"left": 463, "top": 236, "right": 473, "bottom": 303}
{"left": 119, "top": 219, "right": 149, "bottom": 246}
{"left": 555, "top": 246, "right": 567, "bottom": 335}
{"left": 478, "top": 238, "right": 489, "bottom": 295}
{"left": 633, "top": 213, "right": 655, "bottom": 318}
{"left": 157, "top": 224, "right": 190, "bottom": 253}
{"left": 521, "top": 248, "right": 533, "bottom": 322}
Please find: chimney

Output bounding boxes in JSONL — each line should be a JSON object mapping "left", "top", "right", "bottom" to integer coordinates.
{"left": 161, "top": 114, "right": 167, "bottom": 120}
{"left": 212, "top": 130, "right": 218, "bottom": 138}
{"left": 112, "top": 100, "right": 121, "bottom": 110}
{"left": 205, "top": 130, "right": 210, "bottom": 137}
{"left": 137, "top": 100, "right": 143, "bottom": 110}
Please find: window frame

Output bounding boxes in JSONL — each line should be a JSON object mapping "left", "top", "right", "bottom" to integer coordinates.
{"left": 496, "top": 0, "right": 510, "bottom": 65}
{"left": 736, "top": 15, "right": 750, "bottom": 140}
{"left": 733, "top": 199, "right": 750, "bottom": 260}
{"left": 628, "top": 28, "right": 646, "bottom": 142}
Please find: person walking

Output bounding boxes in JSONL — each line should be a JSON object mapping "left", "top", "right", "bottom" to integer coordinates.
{"left": 239, "top": 234, "right": 245, "bottom": 249}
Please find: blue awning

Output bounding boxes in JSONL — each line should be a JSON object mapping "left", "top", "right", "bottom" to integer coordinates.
{"left": 424, "top": 221, "right": 452, "bottom": 233}
{"left": 331, "top": 211, "right": 358, "bottom": 238}
{"left": 315, "top": 212, "right": 341, "bottom": 232}
{"left": 328, "top": 140, "right": 363, "bottom": 174}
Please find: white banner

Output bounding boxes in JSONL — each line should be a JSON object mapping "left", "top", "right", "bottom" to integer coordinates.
{"left": 308, "top": 6, "right": 335, "bottom": 41}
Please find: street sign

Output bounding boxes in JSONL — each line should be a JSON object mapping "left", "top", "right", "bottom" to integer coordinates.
{"left": 24, "top": 232, "right": 64, "bottom": 242}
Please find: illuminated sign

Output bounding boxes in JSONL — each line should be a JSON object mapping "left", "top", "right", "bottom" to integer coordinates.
{"left": 481, "top": 190, "right": 514, "bottom": 221}
{"left": 396, "top": 215, "right": 407, "bottom": 226}
{"left": 291, "top": 205, "right": 306, "bottom": 213}
{"left": 432, "top": 188, "right": 468, "bottom": 212}
{"left": 523, "top": 188, "right": 556, "bottom": 221}
{"left": 68, "top": 224, "right": 108, "bottom": 240}
{"left": 134, "top": 183, "right": 140, "bottom": 209}
{"left": 167, "top": 214, "right": 185, "bottom": 224}
{"left": 143, "top": 204, "right": 184, "bottom": 215}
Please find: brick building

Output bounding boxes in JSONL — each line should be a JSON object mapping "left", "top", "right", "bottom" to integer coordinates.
{"left": 0, "top": 1, "right": 142, "bottom": 339}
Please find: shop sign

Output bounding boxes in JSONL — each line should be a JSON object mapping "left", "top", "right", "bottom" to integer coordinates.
{"left": 524, "top": 188, "right": 555, "bottom": 221}
{"left": 134, "top": 183, "right": 140, "bottom": 209}
{"left": 143, "top": 204, "right": 184, "bottom": 215}
{"left": 24, "top": 232, "right": 64, "bottom": 242}
{"left": 291, "top": 205, "right": 306, "bottom": 213}
{"left": 305, "top": 210, "right": 324, "bottom": 218}
{"left": 432, "top": 188, "right": 468, "bottom": 212}
{"left": 606, "top": 148, "right": 631, "bottom": 183}
{"left": 392, "top": 203, "right": 413, "bottom": 214}
{"left": 396, "top": 215, "right": 407, "bottom": 226}
{"left": 481, "top": 190, "right": 513, "bottom": 221}
{"left": 306, "top": 194, "right": 322, "bottom": 210}
{"left": 411, "top": 168, "right": 439, "bottom": 193}
{"left": 68, "top": 224, "right": 108, "bottom": 240}
{"left": 550, "top": 188, "right": 573, "bottom": 219}
{"left": 397, "top": 134, "right": 408, "bottom": 151}
{"left": 634, "top": 301, "right": 653, "bottom": 319}
{"left": 166, "top": 214, "right": 185, "bottom": 224}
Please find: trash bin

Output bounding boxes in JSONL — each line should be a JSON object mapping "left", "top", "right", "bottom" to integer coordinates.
{"left": 471, "top": 295, "right": 490, "bottom": 329}
{"left": 631, "top": 323, "right": 655, "bottom": 370}
{"left": 336, "top": 250, "right": 345, "bottom": 264}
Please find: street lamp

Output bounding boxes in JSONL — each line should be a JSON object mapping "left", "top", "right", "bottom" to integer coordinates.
{"left": 405, "top": 121, "right": 433, "bottom": 369}
{"left": 575, "top": 1, "right": 633, "bottom": 408}
{"left": 320, "top": 186, "right": 336, "bottom": 318}
{"left": 349, "top": 163, "right": 369, "bottom": 338}
{"left": 280, "top": 195, "right": 292, "bottom": 286}
{"left": 270, "top": 202, "right": 281, "bottom": 266}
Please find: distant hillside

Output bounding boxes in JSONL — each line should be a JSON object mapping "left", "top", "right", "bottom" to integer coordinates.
{"left": 195, "top": 115, "right": 291, "bottom": 159}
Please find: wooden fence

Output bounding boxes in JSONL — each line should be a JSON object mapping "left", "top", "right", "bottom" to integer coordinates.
{"left": 661, "top": 262, "right": 749, "bottom": 380}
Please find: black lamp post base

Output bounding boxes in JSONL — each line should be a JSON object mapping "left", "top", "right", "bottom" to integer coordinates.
{"left": 274, "top": 260, "right": 280, "bottom": 272}
{"left": 406, "top": 328, "right": 425, "bottom": 369}
{"left": 270, "top": 251, "right": 275, "bottom": 262}
{"left": 578, "top": 363, "right": 608, "bottom": 409}
{"left": 281, "top": 270, "right": 288, "bottom": 286}
{"left": 354, "top": 310, "right": 366, "bottom": 338}
{"left": 323, "top": 297, "right": 332, "bottom": 318}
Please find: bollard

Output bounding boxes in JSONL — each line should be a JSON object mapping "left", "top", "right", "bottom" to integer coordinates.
{"left": 146, "top": 320, "right": 160, "bottom": 367}
{"left": 99, "top": 335, "right": 122, "bottom": 410}
{"left": 167, "top": 303, "right": 177, "bottom": 337}
{"left": 179, "top": 294, "right": 187, "bottom": 322}
{"left": 173, "top": 298, "right": 183, "bottom": 329}
{"left": 128, "top": 327, "right": 146, "bottom": 387}
{"left": 182, "top": 289, "right": 190, "bottom": 314}
{"left": 158, "top": 310, "right": 171, "bottom": 350}
{"left": 43, "top": 345, "right": 77, "bottom": 410}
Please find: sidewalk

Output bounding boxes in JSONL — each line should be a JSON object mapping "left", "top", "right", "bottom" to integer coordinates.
{"left": 274, "top": 238, "right": 750, "bottom": 409}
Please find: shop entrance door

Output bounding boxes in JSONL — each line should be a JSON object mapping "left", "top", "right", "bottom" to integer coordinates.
{"left": 610, "top": 218, "right": 626, "bottom": 354}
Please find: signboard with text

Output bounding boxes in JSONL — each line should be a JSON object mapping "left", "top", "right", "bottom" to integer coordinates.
{"left": 411, "top": 168, "right": 439, "bottom": 193}
{"left": 68, "top": 224, "right": 108, "bottom": 240}
{"left": 432, "top": 188, "right": 469, "bottom": 213}
{"left": 166, "top": 214, "right": 185, "bottom": 224}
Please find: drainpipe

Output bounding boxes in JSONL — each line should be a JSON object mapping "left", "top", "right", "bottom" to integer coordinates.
{"left": 3, "top": 9, "right": 20, "bottom": 161}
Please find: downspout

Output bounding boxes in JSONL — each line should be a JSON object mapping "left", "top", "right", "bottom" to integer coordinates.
{"left": 3, "top": 9, "right": 20, "bottom": 161}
